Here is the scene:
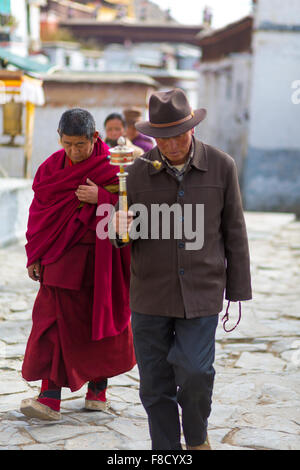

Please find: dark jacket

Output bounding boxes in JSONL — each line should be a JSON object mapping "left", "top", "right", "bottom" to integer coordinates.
{"left": 110, "top": 137, "right": 252, "bottom": 318}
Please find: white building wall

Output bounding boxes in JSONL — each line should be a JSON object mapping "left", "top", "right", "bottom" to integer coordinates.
{"left": 28, "top": 3, "right": 42, "bottom": 48}
{"left": 7, "top": 0, "right": 43, "bottom": 54}
{"left": 254, "top": 0, "right": 300, "bottom": 26}
{"left": 9, "top": 0, "right": 28, "bottom": 55}
{"left": 43, "top": 44, "right": 105, "bottom": 72}
{"left": 197, "top": 53, "right": 252, "bottom": 175}
{"left": 68, "top": 50, "right": 84, "bottom": 70}
{"left": 248, "top": 31, "right": 300, "bottom": 150}
{"left": 243, "top": 0, "right": 300, "bottom": 212}
{"left": 44, "top": 47, "right": 64, "bottom": 67}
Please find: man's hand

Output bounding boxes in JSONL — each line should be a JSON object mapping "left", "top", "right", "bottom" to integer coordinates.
{"left": 113, "top": 210, "right": 134, "bottom": 237}
{"left": 75, "top": 178, "right": 98, "bottom": 204}
{"left": 27, "top": 260, "right": 41, "bottom": 281}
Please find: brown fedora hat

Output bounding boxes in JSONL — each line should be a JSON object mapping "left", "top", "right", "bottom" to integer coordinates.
{"left": 135, "top": 88, "right": 207, "bottom": 138}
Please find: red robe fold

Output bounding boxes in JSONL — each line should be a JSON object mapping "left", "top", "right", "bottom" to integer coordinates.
{"left": 22, "top": 237, "right": 135, "bottom": 391}
{"left": 25, "top": 138, "right": 131, "bottom": 341}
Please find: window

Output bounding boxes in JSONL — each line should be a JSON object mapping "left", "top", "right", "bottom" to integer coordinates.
{"left": 65, "top": 55, "right": 71, "bottom": 67}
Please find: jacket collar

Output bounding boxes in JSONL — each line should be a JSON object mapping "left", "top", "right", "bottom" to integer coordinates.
{"left": 190, "top": 138, "right": 208, "bottom": 172}
{"left": 148, "top": 137, "right": 208, "bottom": 176}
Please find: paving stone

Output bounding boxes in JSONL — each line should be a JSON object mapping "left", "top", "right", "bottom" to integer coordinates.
{"left": 236, "top": 412, "right": 300, "bottom": 435}
{"left": 0, "top": 371, "right": 30, "bottom": 395}
{"left": 22, "top": 443, "right": 63, "bottom": 450}
{"left": 1, "top": 343, "right": 26, "bottom": 360}
{"left": 3, "top": 310, "right": 32, "bottom": 322}
{"left": 126, "top": 366, "right": 140, "bottom": 381}
{"left": 0, "top": 321, "right": 29, "bottom": 344}
{"left": 109, "top": 401, "right": 130, "bottom": 414}
{"left": 109, "top": 374, "right": 139, "bottom": 387}
{"left": 65, "top": 430, "right": 126, "bottom": 450}
{"left": 64, "top": 410, "right": 114, "bottom": 426}
{"left": 234, "top": 352, "right": 286, "bottom": 371}
{"left": 258, "top": 383, "right": 299, "bottom": 404}
{"left": 213, "top": 381, "right": 256, "bottom": 404}
{"left": 228, "top": 428, "right": 300, "bottom": 450}
{"left": 281, "top": 350, "right": 300, "bottom": 370}
{"left": 0, "top": 391, "right": 34, "bottom": 413}
{"left": 209, "top": 403, "right": 242, "bottom": 428}
{"left": 105, "top": 417, "right": 150, "bottom": 442}
{"left": 10, "top": 301, "right": 29, "bottom": 312}
{"left": 269, "top": 338, "right": 300, "bottom": 354}
{"left": 222, "top": 342, "right": 269, "bottom": 353}
{"left": 26, "top": 423, "right": 99, "bottom": 444}
{"left": 0, "top": 422, "right": 33, "bottom": 446}
{"left": 122, "top": 404, "right": 147, "bottom": 420}
{"left": 119, "top": 439, "right": 151, "bottom": 450}
{"left": 108, "top": 387, "right": 141, "bottom": 404}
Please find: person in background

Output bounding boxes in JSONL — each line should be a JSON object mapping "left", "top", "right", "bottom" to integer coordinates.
{"left": 104, "top": 112, "right": 143, "bottom": 158}
{"left": 123, "top": 107, "right": 154, "bottom": 153}
{"left": 20, "top": 108, "right": 135, "bottom": 421}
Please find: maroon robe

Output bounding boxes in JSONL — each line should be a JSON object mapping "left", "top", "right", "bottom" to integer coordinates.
{"left": 22, "top": 139, "right": 136, "bottom": 391}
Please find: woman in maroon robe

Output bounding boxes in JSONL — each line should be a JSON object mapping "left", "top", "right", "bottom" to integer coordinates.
{"left": 20, "top": 108, "right": 135, "bottom": 421}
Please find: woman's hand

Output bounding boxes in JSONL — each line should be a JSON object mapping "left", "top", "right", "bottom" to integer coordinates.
{"left": 75, "top": 178, "right": 98, "bottom": 204}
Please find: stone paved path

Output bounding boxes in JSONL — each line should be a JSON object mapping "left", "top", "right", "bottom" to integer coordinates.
{"left": 0, "top": 212, "right": 299, "bottom": 450}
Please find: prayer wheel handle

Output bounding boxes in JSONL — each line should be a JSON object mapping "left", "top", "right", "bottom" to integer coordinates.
{"left": 109, "top": 137, "right": 162, "bottom": 242}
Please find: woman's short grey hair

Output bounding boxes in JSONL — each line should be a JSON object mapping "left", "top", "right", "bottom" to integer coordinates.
{"left": 58, "top": 108, "right": 96, "bottom": 140}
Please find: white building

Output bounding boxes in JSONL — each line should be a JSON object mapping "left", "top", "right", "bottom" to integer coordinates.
{"left": 0, "top": 0, "right": 46, "bottom": 56}
{"left": 41, "top": 39, "right": 200, "bottom": 108}
{"left": 42, "top": 41, "right": 104, "bottom": 72}
{"left": 197, "top": 0, "right": 300, "bottom": 214}
{"left": 244, "top": 0, "right": 300, "bottom": 213}
{"left": 197, "top": 16, "right": 253, "bottom": 178}
{"left": 101, "top": 42, "right": 200, "bottom": 108}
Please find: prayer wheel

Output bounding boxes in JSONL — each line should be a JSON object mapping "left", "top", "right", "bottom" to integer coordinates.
{"left": 109, "top": 137, "right": 162, "bottom": 242}
{"left": 109, "top": 136, "right": 134, "bottom": 242}
{"left": 2, "top": 98, "right": 23, "bottom": 144}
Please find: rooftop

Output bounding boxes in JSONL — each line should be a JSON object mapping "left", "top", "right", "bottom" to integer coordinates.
{"left": 197, "top": 16, "right": 253, "bottom": 62}
{"left": 41, "top": 71, "right": 159, "bottom": 87}
{"left": 58, "top": 19, "right": 203, "bottom": 46}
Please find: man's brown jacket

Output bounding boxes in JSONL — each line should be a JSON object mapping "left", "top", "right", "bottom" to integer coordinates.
{"left": 110, "top": 137, "right": 252, "bottom": 319}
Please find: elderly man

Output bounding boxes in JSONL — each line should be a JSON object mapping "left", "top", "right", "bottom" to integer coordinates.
{"left": 20, "top": 108, "right": 135, "bottom": 421}
{"left": 111, "top": 89, "right": 252, "bottom": 450}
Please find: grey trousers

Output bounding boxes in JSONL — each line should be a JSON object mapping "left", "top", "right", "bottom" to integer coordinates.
{"left": 131, "top": 312, "right": 218, "bottom": 450}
